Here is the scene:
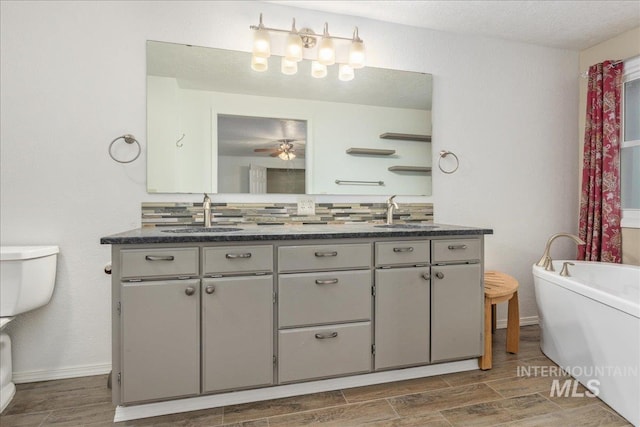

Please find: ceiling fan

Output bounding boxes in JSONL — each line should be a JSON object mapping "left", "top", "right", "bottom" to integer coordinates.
{"left": 254, "top": 139, "right": 303, "bottom": 160}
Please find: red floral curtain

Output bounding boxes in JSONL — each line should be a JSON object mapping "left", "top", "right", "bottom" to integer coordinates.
{"left": 578, "top": 60, "right": 623, "bottom": 263}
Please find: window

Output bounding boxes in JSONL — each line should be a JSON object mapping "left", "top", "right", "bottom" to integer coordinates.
{"left": 621, "top": 56, "right": 640, "bottom": 228}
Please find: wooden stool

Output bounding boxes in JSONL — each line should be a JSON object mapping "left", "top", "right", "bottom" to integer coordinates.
{"left": 479, "top": 271, "right": 519, "bottom": 370}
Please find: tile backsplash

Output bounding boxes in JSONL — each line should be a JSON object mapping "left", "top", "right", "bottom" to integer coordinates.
{"left": 142, "top": 202, "right": 434, "bottom": 227}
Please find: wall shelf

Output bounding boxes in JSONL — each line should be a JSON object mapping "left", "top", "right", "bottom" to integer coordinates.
{"left": 346, "top": 148, "right": 396, "bottom": 156}
{"left": 388, "top": 166, "right": 432, "bottom": 173}
{"left": 380, "top": 133, "right": 431, "bottom": 142}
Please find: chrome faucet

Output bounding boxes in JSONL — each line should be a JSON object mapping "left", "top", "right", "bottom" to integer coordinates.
{"left": 535, "top": 233, "right": 585, "bottom": 271}
{"left": 203, "top": 193, "right": 212, "bottom": 228}
{"left": 386, "top": 195, "right": 399, "bottom": 225}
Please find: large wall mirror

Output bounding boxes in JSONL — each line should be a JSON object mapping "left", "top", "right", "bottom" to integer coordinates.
{"left": 147, "top": 40, "right": 433, "bottom": 195}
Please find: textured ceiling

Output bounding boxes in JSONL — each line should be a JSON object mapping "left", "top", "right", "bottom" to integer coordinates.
{"left": 269, "top": 0, "right": 640, "bottom": 50}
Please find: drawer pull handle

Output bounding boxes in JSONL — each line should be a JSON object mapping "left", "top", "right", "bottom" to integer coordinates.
{"left": 315, "top": 251, "right": 338, "bottom": 257}
{"left": 393, "top": 247, "right": 414, "bottom": 253}
{"left": 184, "top": 286, "right": 196, "bottom": 296}
{"left": 145, "top": 255, "right": 175, "bottom": 261}
{"left": 315, "top": 332, "right": 338, "bottom": 339}
{"left": 205, "top": 285, "right": 215, "bottom": 294}
{"left": 448, "top": 244, "right": 467, "bottom": 250}
{"left": 422, "top": 273, "right": 430, "bottom": 280}
{"left": 315, "top": 278, "right": 339, "bottom": 285}
{"left": 225, "top": 253, "right": 252, "bottom": 259}
{"left": 435, "top": 272, "right": 444, "bottom": 279}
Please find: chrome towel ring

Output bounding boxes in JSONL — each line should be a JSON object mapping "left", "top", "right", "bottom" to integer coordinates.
{"left": 438, "top": 150, "right": 459, "bottom": 174}
{"left": 109, "top": 134, "right": 141, "bottom": 164}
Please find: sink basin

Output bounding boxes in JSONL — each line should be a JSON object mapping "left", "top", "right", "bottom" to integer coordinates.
{"left": 161, "top": 227, "right": 243, "bottom": 233}
{"left": 374, "top": 224, "right": 438, "bottom": 229}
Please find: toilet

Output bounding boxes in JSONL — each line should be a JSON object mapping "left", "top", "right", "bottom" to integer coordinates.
{"left": 0, "top": 245, "right": 59, "bottom": 413}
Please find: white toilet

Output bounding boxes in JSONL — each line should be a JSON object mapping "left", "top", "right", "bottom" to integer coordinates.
{"left": 0, "top": 245, "right": 59, "bottom": 413}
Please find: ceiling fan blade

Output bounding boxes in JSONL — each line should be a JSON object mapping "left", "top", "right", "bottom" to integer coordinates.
{"left": 254, "top": 148, "right": 278, "bottom": 152}
{"left": 269, "top": 152, "right": 281, "bottom": 157}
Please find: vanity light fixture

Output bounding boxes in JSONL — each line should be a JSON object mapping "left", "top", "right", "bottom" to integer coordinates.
{"left": 250, "top": 13, "right": 365, "bottom": 80}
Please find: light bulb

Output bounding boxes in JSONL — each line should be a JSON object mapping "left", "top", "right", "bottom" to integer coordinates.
{"left": 339, "top": 64, "right": 354, "bottom": 81}
{"left": 281, "top": 57, "right": 298, "bottom": 75}
{"left": 279, "top": 151, "right": 296, "bottom": 160}
{"left": 311, "top": 61, "right": 327, "bottom": 78}
{"left": 251, "top": 55, "right": 268, "bottom": 72}
{"left": 252, "top": 27, "right": 271, "bottom": 58}
{"left": 348, "top": 39, "right": 365, "bottom": 69}
{"left": 318, "top": 37, "right": 335, "bottom": 66}
{"left": 317, "top": 23, "right": 335, "bottom": 66}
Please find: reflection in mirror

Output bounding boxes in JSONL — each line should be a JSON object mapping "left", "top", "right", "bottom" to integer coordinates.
{"left": 146, "top": 40, "right": 433, "bottom": 195}
{"left": 217, "top": 115, "right": 306, "bottom": 194}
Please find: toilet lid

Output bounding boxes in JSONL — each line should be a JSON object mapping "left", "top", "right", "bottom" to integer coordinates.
{"left": 0, "top": 246, "right": 59, "bottom": 261}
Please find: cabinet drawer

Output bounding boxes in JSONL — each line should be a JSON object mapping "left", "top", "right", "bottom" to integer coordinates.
{"left": 279, "top": 270, "right": 372, "bottom": 328}
{"left": 375, "top": 241, "right": 430, "bottom": 267}
{"left": 120, "top": 248, "right": 199, "bottom": 279}
{"left": 203, "top": 245, "right": 273, "bottom": 275}
{"left": 432, "top": 239, "right": 481, "bottom": 263}
{"left": 278, "top": 243, "right": 371, "bottom": 273}
{"left": 278, "top": 322, "right": 371, "bottom": 383}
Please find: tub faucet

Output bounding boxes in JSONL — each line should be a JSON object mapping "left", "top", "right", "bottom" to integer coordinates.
{"left": 535, "top": 233, "right": 585, "bottom": 272}
{"left": 386, "top": 195, "right": 399, "bottom": 225}
{"left": 203, "top": 193, "right": 212, "bottom": 228}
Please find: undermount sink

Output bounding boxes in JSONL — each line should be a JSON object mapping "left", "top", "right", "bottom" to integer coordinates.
{"left": 374, "top": 224, "right": 438, "bottom": 229}
{"left": 161, "top": 227, "right": 243, "bottom": 233}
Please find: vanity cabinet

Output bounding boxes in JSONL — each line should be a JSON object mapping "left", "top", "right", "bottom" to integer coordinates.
{"left": 374, "top": 241, "right": 431, "bottom": 370}
{"left": 103, "top": 226, "right": 491, "bottom": 416}
{"left": 277, "top": 243, "right": 373, "bottom": 383}
{"left": 431, "top": 239, "right": 483, "bottom": 362}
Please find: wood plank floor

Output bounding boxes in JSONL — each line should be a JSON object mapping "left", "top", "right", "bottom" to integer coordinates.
{"left": 0, "top": 326, "right": 631, "bottom": 426}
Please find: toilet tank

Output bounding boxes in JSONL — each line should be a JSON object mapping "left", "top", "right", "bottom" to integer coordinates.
{"left": 0, "top": 246, "right": 59, "bottom": 317}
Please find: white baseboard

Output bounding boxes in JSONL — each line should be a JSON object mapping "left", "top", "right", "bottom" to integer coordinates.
{"left": 115, "top": 359, "right": 479, "bottom": 422}
{"left": 12, "top": 363, "right": 112, "bottom": 384}
{"left": 495, "top": 315, "right": 539, "bottom": 330}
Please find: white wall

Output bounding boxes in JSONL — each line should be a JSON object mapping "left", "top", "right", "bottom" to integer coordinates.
{"left": 0, "top": 1, "right": 579, "bottom": 380}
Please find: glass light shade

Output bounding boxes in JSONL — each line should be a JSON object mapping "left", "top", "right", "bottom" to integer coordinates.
{"left": 317, "top": 36, "right": 335, "bottom": 66}
{"left": 251, "top": 55, "right": 268, "bottom": 72}
{"left": 252, "top": 28, "right": 271, "bottom": 58}
{"left": 311, "top": 61, "right": 327, "bottom": 78}
{"left": 281, "top": 57, "right": 298, "bottom": 75}
{"left": 348, "top": 40, "right": 365, "bottom": 69}
{"left": 339, "top": 64, "right": 355, "bottom": 82}
{"left": 285, "top": 33, "right": 303, "bottom": 62}
{"left": 279, "top": 151, "right": 296, "bottom": 160}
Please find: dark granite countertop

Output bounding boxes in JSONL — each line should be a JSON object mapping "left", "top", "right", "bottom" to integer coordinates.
{"left": 100, "top": 223, "right": 493, "bottom": 245}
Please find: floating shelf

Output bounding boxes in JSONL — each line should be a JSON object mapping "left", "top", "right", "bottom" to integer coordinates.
{"left": 388, "top": 166, "right": 432, "bottom": 173}
{"left": 380, "top": 133, "right": 431, "bottom": 142}
{"left": 346, "top": 148, "right": 396, "bottom": 156}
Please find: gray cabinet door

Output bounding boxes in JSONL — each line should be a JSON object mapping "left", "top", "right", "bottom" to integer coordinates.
{"left": 202, "top": 275, "right": 274, "bottom": 393}
{"left": 431, "top": 263, "right": 483, "bottom": 362}
{"left": 121, "top": 279, "right": 200, "bottom": 403}
{"left": 375, "top": 267, "right": 430, "bottom": 370}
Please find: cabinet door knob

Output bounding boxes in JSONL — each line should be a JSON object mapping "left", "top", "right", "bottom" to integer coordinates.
{"left": 205, "top": 285, "right": 216, "bottom": 294}
{"left": 422, "top": 273, "right": 430, "bottom": 280}
{"left": 185, "top": 286, "right": 196, "bottom": 296}
{"left": 435, "top": 272, "right": 444, "bottom": 279}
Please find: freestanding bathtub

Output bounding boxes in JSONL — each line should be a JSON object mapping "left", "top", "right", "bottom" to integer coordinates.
{"left": 533, "top": 261, "right": 640, "bottom": 426}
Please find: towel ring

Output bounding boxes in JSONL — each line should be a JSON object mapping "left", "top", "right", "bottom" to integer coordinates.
{"left": 109, "top": 134, "right": 141, "bottom": 164}
{"left": 438, "top": 150, "right": 459, "bottom": 174}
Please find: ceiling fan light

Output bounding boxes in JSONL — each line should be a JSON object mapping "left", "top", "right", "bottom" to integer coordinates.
{"left": 251, "top": 55, "right": 268, "bottom": 72}
{"left": 278, "top": 151, "right": 296, "bottom": 160}
{"left": 348, "top": 39, "right": 365, "bottom": 69}
{"left": 281, "top": 57, "right": 298, "bottom": 75}
{"left": 311, "top": 60, "right": 327, "bottom": 78}
{"left": 339, "top": 64, "right": 354, "bottom": 81}
{"left": 253, "top": 27, "right": 271, "bottom": 58}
